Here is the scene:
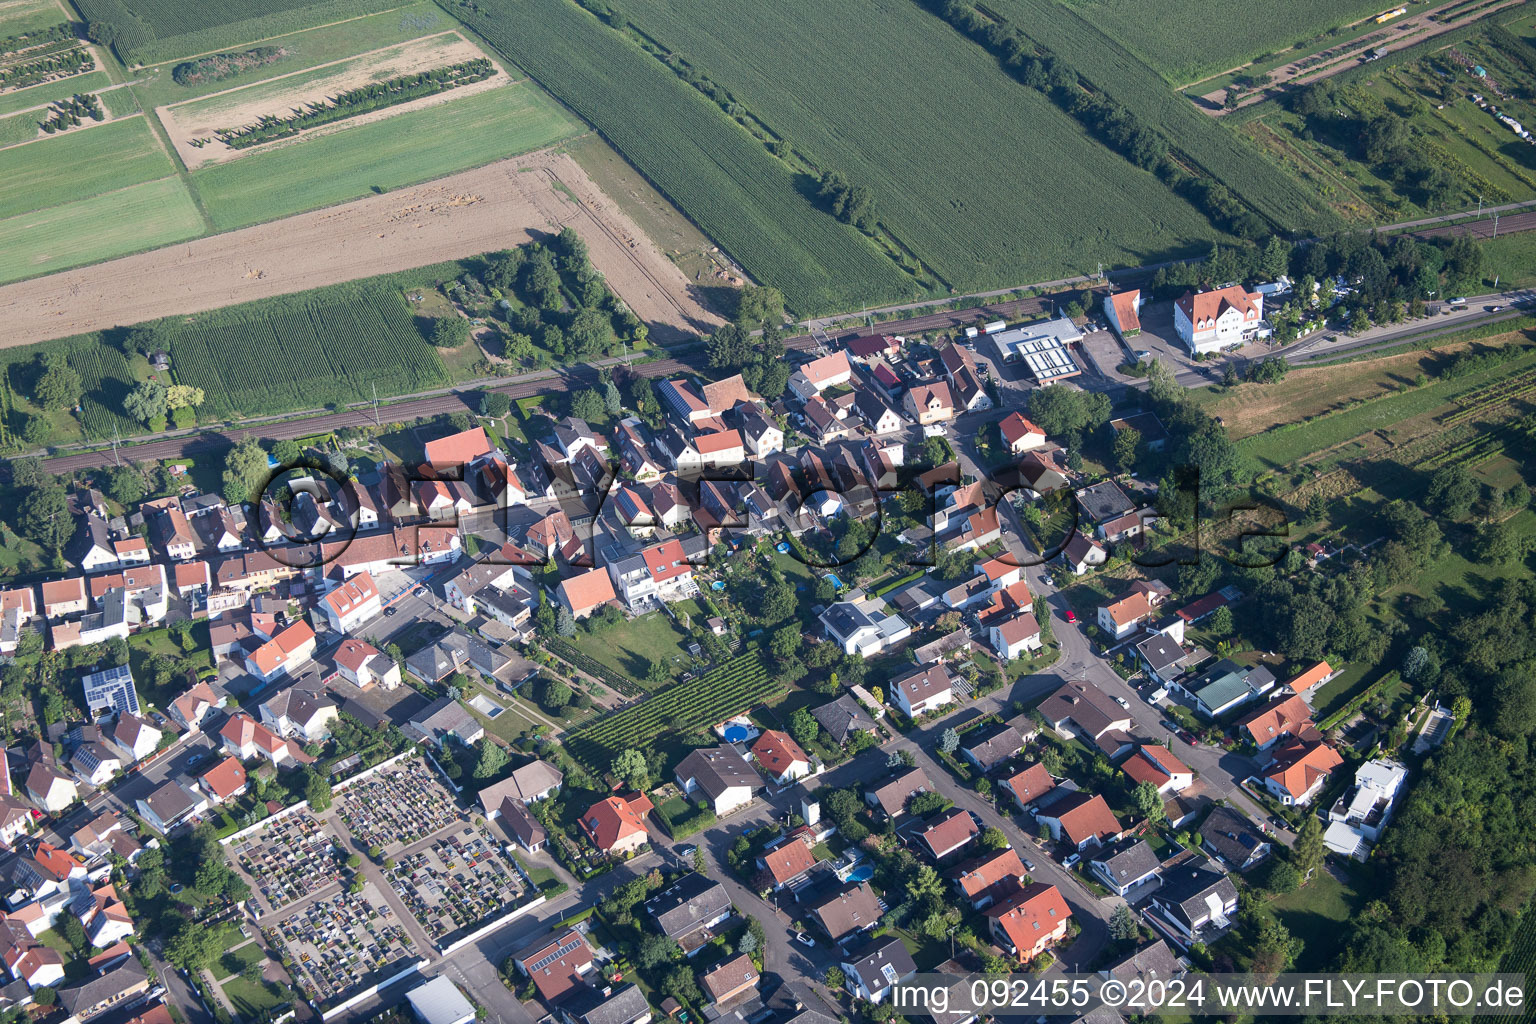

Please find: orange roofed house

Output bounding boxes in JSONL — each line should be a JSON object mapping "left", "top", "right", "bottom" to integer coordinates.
{"left": 998, "top": 412, "right": 1047, "bottom": 454}
{"left": 580, "top": 793, "right": 653, "bottom": 857}
{"left": 243, "top": 620, "right": 315, "bottom": 684}
{"left": 1174, "top": 284, "right": 1265, "bottom": 355}
{"left": 949, "top": 847, "right": 1026, "bottom": 909}
{"left": 1263, "top": 740, "right": 1343, "bottom": 806}
{"left": 985, "top": 881, "right": 1072, "bottom": 962}
{"left": 424, "top": 426, "right": 493, "bottom": 469}
{"left": 1035, "top": 792, "right": 1122, "bottom": 851}
{"left": 555, "top": 567, "right": 617, "bottom": 621}
{"left": 751, "top": 730, "right": 812, "bottom": 785}
{"left": 1103, "top": 289, "right": 1142, "bottom": 339}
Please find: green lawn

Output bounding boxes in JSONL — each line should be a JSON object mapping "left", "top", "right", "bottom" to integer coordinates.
{"left": 566, "top": 611, "right": 694, "bottom": 685}
{"left": 215, "top": 940, "right": 267, "bottom": 981}
{"left": 127, "top": 2, "right": 454, "bottom": 110}
{"left": 0, "top": 115, "right": 174, "bottom": 220}
{"left": 0, "top": 0, "right": 71, "bottom": 38}
{"left": 220, "top": 974, "right": 289, "bottom": 1019}
{"left": 1479, "top": 230, "right": 1536, "bottom": 291}
{"left": 0, "top": 176, "right": 203, "bottom": 284}
{"left": 1268, "top": 869, "right": 1363, "bottom": 971}
{"left": 190, "top": 83, "right": 580, "bottom": 231}
{"left": 0, "top": 70, "right": 114, "bottom": 117}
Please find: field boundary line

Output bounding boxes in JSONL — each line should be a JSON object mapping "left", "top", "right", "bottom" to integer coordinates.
{"left": 0, "top": 107, "right": 145, "bottom": 154}
{"left": 130, "top": 2, "right": 426, "bottom": 69}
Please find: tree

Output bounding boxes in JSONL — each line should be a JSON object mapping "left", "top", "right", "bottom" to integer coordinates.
{"left": 907, "top": 865, "right": 945, "bottom": 902}
{"left": 555, "top": 606, "right": 577, "bottom": 638}
{"left": 165, "top": 384, "right": 204, "bottom": 410}
{"left": 480, "top": 390, "right": 512, "bottom": 418}
{"left": 1112, "top": 426, "right": 1141, "bottom": 472}
{"left": 474, "top": 740, "right": 509, "bottom": 780}
{"left": 1146, "top": 359, "right": 1182, "bottom": 405}
{"left": 789, "top": 707, "right": 819, "bottom": 749}
{"left": 770, "top": 625, "right": 801, "bottom": 662}
{"left": 17, "top": 486, "right": 69, "bottom": 550}
{"left": 432, "top": 317, "right": 470, "bottom": 347}
{"left": 123, "top": 380, "right": 168, "bottom": 426}
{"left": 223, "top": 437, "right": 270, "bottom": 505}
{"left": 1260, "top": 858, "right": 1301, "bottom": 895}
{"left": 1109, "top": 903, "right": 1138, "bottom": 942}
{"left": 662, "top": 965, "right": 701, "bottom": 1007}
{"left": 539, "top": 676, "right": 573, "bottom": 711}
{"left": 1132, "top": 780, "right": 1165, "bottom": 825}
{"left": 1209, "top": 605, "right": 1234, "bottom": 638}
{"left": 1426, "top": 465, "right": 1479, "bottom": 521}
{"left": 601, "top": 375, "right": 622, "bottom": 415}
{"left": 908, "top": 790, "right": 946, "bottom": 817}
{"left": 1305, "top": 491, "right": 1328, "bottom": 524}
{"left": 979, "top": 826, "right": 1008, "bottom": 852}
{"left": 637, "top": 933, "right": 681, "bottom": 969}
{"left": 166, "top": 921, "right": 220, "bottom": 971}
{"left": 1401, "top": 645, "right": 1438, "bottom": 686}
{"left": 736, "top": 285, "right": 786, "bottom": 328}
{"left": 612, "top": 748, "right": 649, "bottom": 789}
{"left": 33, "top": 360, "right": 82, "bottom": 411}
{"left": 103, "top": 464, "right": 146, "bottom": 505}
{"left": 939, "top": 727, "right": 959, "bottom": 755}
{"left": 568, "top": 388, "right": 605, "bottom": 421}
{"left": 1291, "top": 816, "right": 1324, "bottom": 883}
{"left": 304, "top": 769, "right": 332, "bottom": 811}
{"left": 758, "top": 581, "right": 796, "bottom": 624}
{"left": 1247, "top": 915, "right": 1302, "bottom": 981}
{"left": 824, "top": 965, "right": 846, "bottom": 990}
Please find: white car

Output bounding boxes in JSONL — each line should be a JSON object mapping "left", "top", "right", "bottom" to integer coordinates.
{"left": 1062, "top": 853, "right": 1081, "bottom": 868}
{"left": 794, "top": 932, "right": 816, "bottom": 948}
{"left": 1113, "top": 695, "right": 1130, "bottom": 709}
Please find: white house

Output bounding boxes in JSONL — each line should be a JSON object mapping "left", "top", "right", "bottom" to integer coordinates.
{"left": 1174, "top": 285, "right": 1265, "bottom": 355}
{"left": 675, "top": 746, "right": 759, "bottom": 817}
{"left": 320, "top": 572, "right": 381, "bottom": 633}
{"left": 820, "top": 598, "right": 911, "bottom": 657}
{"left": 989, "top": 612, "right": 1042, "bottom": 660}
{"left": 890, "top": 664, "right": 956, "bottom": 718}
{"left": 1326, "top": 758, "right": 1408, "bottom": 850}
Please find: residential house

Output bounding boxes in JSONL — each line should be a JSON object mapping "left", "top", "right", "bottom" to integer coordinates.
{"left": 1108, "top": 411, "right": 1168, "bottom": 453}
{"left": 74, "top": 883, "right": 134, "bottom": 948}
{"left": 949, "top": 847, "right": 1026, "bottom": 910}
{"left": 243, "top": 621, "right": 317, "bottom": 684}
{"left": 332, "top": 638, "right": 401, "bottom": 690}
{"left": 843, "top": 333, "right": 901, "bottom": 362}
{"left": 1136, "top": 629, "right": 1204, "bottom": 689}
{"left": 811, "top": 696, "right": 879, "bottom": 746}
{"left": 70, "top": 517, "right": 117, "bottom": 574}
{"left": 25, "top": 764, "right": 76, "bottom": 813}
{"left": 151, "top": 507, "right": 197, "bottom": 561}
{"left": 890, "top": 663, "right": 955, "bottom": 719}
{"left": 1326, "top": 758, "right": 1409, "bottom": 856}
{"left": 198, "top": 757, "right": 248, "bottom": 804}
{"left": 737, "top": 406, "right": 783, "bottom": 458}
{"left": 904, "top": 382, "right": 955, "bottom": 425}
{"left": 1177, "top": 659, "right": 1276, "bottom": 719}
{"left": 989, "top": 612, "right": 1042, "bottom": 661}
{"left": 1122, "top": 745, "right": 1193, "bottom": 795}
{"left": 804, "top": 880, "right": 881, "bottom": 944}
{"left": 70, "top": 744, "right": 122, "bottom": 787}
{"left": 1003, "top": 762, "right": 1057, "bottom": 812}
{"left": 168, "top": 681, "right": 220, "bottom": 730}
{"left": 1038, "top": 680, "right": 1134, "bottom": 758}
{"left": 759, "top": 837, "right": 817, "bottom": 891}
{"left": 57, "top": 958, "right": 152, "bottom": 1023}
{"left": 960, "top": 724, "right": 1023, "bottom": 774}
{"left": 1174, "top": 285, "right": 1265, "bottom": 355}
{"left": 916, "top": 807, "right": 980, "bottom": 862}
{"left": 259, "top": 688, "right": 337, "bottom": 743}
{"left": 750, "top": 730, "right": 812, "bottom": 785}
{"left": 1148, "top": 859, "right": 1238, "bottom": 941}
{"left": 511, "top": 929, "right": 595, "bottom": 1004}
{"left": 998, "top": 413, "right": 1046, "bottom": 454}
{"left": 985, "top": 881, "right": 1071, "bottom": 962}
{"left": 864, "top": 766, "right": 931, "bottom": 819}
{"left": 1059, "top": 533, "right": 1106, "bottom": 576}
{"left": 1097, "top": 581, "right": 1170, "bottom": 640}
{"left": 424, "top": 426, "right": 493, "bottom": 469}
{"left": 788, "top": 351, "right": 853, "bottom": 400}
{"left": 104, "top": 713, "right": 161, "bottom": 764}
{"left": 218, "top": 714, "right": 312, "bottom": 769}
{"left": 555, "top": 568, "right": 618, "bottom": 621}
{"left": 404, "top": 698, "right": 485, "bottom": 749}
{"left": 41, "top": 578, "right": 88, "bottom": 621}
{"left": 854, "top": 390, "right": 903, "bottom": 435}
{"left": 700, "top": 953, "right": 760, "bottom": 1009}
{"left": 1236, "top": 693, "right": 1316, "bottom": 751}
{"left": 644, "top": 872, "right": 732, "bottom": 952}
{"left": 675, "top": 746, "right": 759, "bottom": 817}
{"left": 1035, "top": 792, "right": 1121, "bottom": 851}
{"left": 558, "top": 984, "right": 651, "bottom": 1024}
{"left": 820, "top": 598, "right": 911, "bottom": 658}
{"left": 136, "top": 782, "right": 207, "bottom": 833}
{"left": 1104, "top": 290, "right": 1142, "bottom": 338}
{"left": 320, "top": 572, "right": 381, "bottom": 633}
{"left": 1263, "top": 739, "right": 1343, "bottom": 806}
{"left": 1090, "top": 839, "right": 1161, "bottom": 897}
{"left": 81, "top": 665, "right": 141, "bottom": 718}
{"left": 1284, "top": 660, "right": 1337, "bottom": 702}
{"left": 1198, "top": 806, "right": 1271, "bottom": 872}
{"left": 581, "top": 793, "right": 653, "bottom": 857}
{"left": 839, "top": 935, "right": 917, "bottom": 1004}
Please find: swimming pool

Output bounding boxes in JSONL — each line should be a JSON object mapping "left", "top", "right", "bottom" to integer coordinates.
{"left": 776, "top": 542, "right": 791, "bottom": 553}
{"left": 846, "top": 864, "right": 873, "bottom": 882}
{"left": 823, "top": 573, "right": 844, "bottom": 589}
{"left": 712, "top": 580, "right": 726, "bottom": 591}
{"left": 722, "top": 724, "right": 751, "bottom": 743}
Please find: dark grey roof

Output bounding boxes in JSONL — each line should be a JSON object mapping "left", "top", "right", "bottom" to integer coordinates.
{"left": 811, "top": 695, "right": 877, "bottom": 745}
{"left": 866, "top": 766, "right": 930, "bottom": 817}
{"left": 58, "top": 958, "right": 148, "bottom": 1015}
{"left": 1198, "top": 806, "right": 1271, "bottom": 869}
{"left": 840, "top": 934, "right": 916, "bottom": 996}
{"left": 564, "top": 983, "right": 651, "bottom": 1024}
{"left": 676, "top": 746, "right": 760, "bottom": 800}
{"left": 1091, "top": 838, "right": 1161, "bottom": 885}
{"left": 1152, "top": 859, "right": 1238, "bottom": 924}
{"left": 1074, "top": 480, "right": 1136, "bottom": 524}
{"left": 821, "top": 601, "right": 876, "bottom": 641}
{"left": 1137, "top": 633, "right": 1188, "bottom": 674}
{"left": 961, "top": 724, "right": 1022, "bottom": 770}
{"left": 644, "top": 873, "right": 732, "bottom": 938}
{"left": 1104, "top": 939, "right": 1182, "bottom": 985}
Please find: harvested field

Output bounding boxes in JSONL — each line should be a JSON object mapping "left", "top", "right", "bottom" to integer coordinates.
{"left": 0, "top": 148, "right": 722, "bottom": 346}
{"left": 159, "top": 31, "right": 507, "bottom": 167}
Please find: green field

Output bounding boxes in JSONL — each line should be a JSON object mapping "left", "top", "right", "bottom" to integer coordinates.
{"left": 613, "top": 0, "right": 1217, "bottom": 299}
{"left": 1055, "top": 0, "right": 1392, "bottom": 85}
{"left": 162, "top": 283, "right": 450, "bottom": 417}
{"left": 453, "top": 0, "right": 914, "bottom": 314}
{"left": 69, "top": 0, "right": 411, "bottom": 64}
{"left": 981, "top": 0, "right": 1336, "bottom": 234}
{"left": 126, "top": 2, "right": 453, "bottom": 109}
{"left": 0, "top": 0, "right": 69, "bottom": 38}
{"left": 1480, "top": 231, "right": 1536, "bottom": 289}
{"left": 189, "top": 82, "right": 578, "bottom": 229}
{"left": 0, "top": 332, "right": 145, "bottom": 438}
{"left": 0, "top": 109, "right": 38, "bottom": 145}
{"left": 0, "top": 115, "right": 173, "bottom": 218}
{"left": 0, "top": 175, "right": 202, "bottom": 283}
{"left": 0, "top": 70, "right": 114, "bottom": 117}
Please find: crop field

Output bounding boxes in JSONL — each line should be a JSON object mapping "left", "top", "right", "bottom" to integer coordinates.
{"left": 0, "top": 176, "right": 202, "bottom": 283}
{"left": 980, "top": 0, "right": 1336, "bottom": 234}
{"left": 69, "top": 0, "right": 410, "bottom": 65}
{"left": 0, "top": 115, "right": 174, "bottom": 219}
{"left": 0, "top": 0, "right": 69, "bottom": 38}
{"left": 188, "top": 82, "right": 576, "bottom": 230}
{"left": 612, "top": 0, "right": 1217, "bottom": 301}
{"left": 1054, "top": 0, "right": 1391, "bottom": 85}
{"left": 454, "top": 0, "right": 914, "bottom": 315}
{"left": 161, "top": 283, "right": 450, "bottom": 418}
{"left": 0, "top": 68, "right": 111, "bottom": 116}
{"left": 562, "top": 651, "right": 783, "bottom": 771}
{"left": 0, "top": 333, "right": 141, "bottom": 439}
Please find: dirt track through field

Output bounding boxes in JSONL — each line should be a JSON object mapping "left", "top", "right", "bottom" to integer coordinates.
{"left": 0, "top": 148, "right": 723, "bottom": 346}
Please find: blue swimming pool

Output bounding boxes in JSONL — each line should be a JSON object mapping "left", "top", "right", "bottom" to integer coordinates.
{"left": 776, "top": 542, "right": 791, "bottom": 553}
{"left": 712, "top": 580, "right": 726, "bottom": 591}
{"left": 824, "top": 573, "right": 844, "bottom": 589}
{"left": 723, "top": 724, "right": 751, "bottom": 743}
{"left": 846, "top": 864, "right": 873, "bottom": 882}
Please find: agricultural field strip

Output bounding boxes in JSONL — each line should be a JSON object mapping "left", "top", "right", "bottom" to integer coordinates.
{"left": 455, "top": 0, "right": 914, "bottom": 314}
{"left": 0, "top": 113, "right": 177, "bottom": 220}
{"left": 613, "top": 0, "right": 1217, "bottom": 297}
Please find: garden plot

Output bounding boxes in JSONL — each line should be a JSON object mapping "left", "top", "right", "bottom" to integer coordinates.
{"left": 269, "top": 883, "right": 420, "bottom": 1009}
{"left": 384, "top": 824, "right": 525, "bottom": 948}
{"left": 230, "top": 811, "right": 344, "bottom": 913}
{"left": 335, "top": 756, "right": 464, "bottom": 854}
{"left": 159, "top": 32, "right": 508, "bottom": 168}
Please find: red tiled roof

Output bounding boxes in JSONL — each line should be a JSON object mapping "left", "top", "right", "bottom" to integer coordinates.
{"left": 1109, "top": 290, "right": 1141, "bottom": 332}
{"left": 986, "top": 881, "right": 1071, "bottom": 955}
{"left": 642, "top": 539, "right": 692, "bottom": 585}
{"left": 581, "top": 793, "right": 652, "bottom": 851}
{"left": 423, "top": 426, "right": 492, "bottom": 467}
{"left": 323, "top": 572, "right": 378, "bottom": 618}
{"left": 761, "top": 838, "right": 816, "bottom": 885}
{"left": 1103, "top": 589, "right": 1157, "bottom": 628}
{"left": 1236, "top": 694, "right": 1315, "bottom": 747}
{"left": 557, "top": 568, "right": 616, "bottom": 616}
{"left": 1005, "top": 763, "right": 1056, "bottom": 805}
{"left": 200, "top": 757, "right": 248, "bottom": 800}
{"left": 999, "top": 412, "right": 1045, "bottom": 447}
{"left": 800, "top": 350, "right": 851, "bottom": 386}
{"left": 1265, "top": 740, "right": 1343, "bottom": 799}
{"left": 1286, "top": 661, "right": 1333, "bottom": 693}
{"left": 1177, "top": 284, "right": 1261, "bottom": 329}
{"left": 951, "top": 847, "right": 1026, "bottom": 902}
{"left": 920, "top": 807, "right": 980, "bottom": 858}
{"left": 694, "top": 429, "right": 743, "bottom": 456}
{"left": 1049, "top": 793, "right": 1122, "bottom": 846}
{"left": 750, "top": 730, "right": 809, "bottom": 776}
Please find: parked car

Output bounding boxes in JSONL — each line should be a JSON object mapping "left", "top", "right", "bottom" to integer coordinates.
{"left": 794, "top": 932, "right": 816, "bottom": 948}
{"left": 1113, "top": 695, "right": 1129, "bottom": 709}
{"left": 1177, "top": 730, "right": 1197, "bottom": 746}
{"left": 1064, "top": 610, "right": 1077, "bottom": 623}
{"left": 1062, "top": 852, "right": 1080, "bottom": 868}
{"left": 1022, "top": 858, "right": 1035, "bottom": 872}
{"left": 1488, "top": 304, "right": 1505, "bottom": 312}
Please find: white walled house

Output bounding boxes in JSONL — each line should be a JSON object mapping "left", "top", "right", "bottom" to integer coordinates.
{"left": 1174, "top": 285, "right": 1265, "bottom": 355}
